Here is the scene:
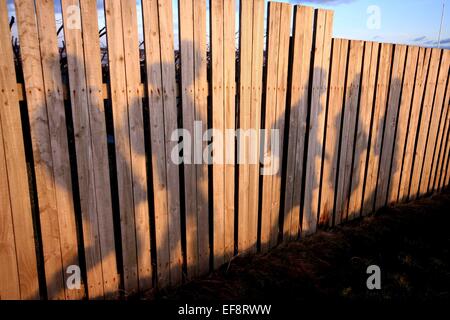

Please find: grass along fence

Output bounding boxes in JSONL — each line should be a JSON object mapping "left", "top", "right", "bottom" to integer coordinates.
{"left": 0, "top": 0, "right": 449, "bottom": 300}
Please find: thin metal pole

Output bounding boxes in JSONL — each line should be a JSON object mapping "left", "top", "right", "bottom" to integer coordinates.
{"left": 437, "top": 0, "right": 445, "bottom": 48}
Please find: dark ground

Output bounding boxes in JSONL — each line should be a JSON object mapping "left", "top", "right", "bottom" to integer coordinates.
{"left": 149, "top": 191, "right": 450, "bottom": 303}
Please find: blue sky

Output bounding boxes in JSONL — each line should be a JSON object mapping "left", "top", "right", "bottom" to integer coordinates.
{"left": 6, "top": 0, "right": 450, "bottom": 49}
{"left": 297, "top": 0, "right": 450, "bottom": 48}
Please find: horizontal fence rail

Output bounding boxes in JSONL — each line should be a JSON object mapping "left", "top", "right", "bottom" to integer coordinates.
{"left": 1, "top": 0, "right": 449, "bottom": 300}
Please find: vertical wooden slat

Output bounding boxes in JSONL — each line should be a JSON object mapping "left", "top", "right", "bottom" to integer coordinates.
{"left": 334, "top": 40, "right": 363, "bottom": 223}
{"left": 435, "top": 80, "right": 450, "bottom": 191}
{"left": 430, "top": 77, "right": 450, "bottom": 191}
{"left": 398, "top": 48, "right": 431, "bottom": 202}
{"left": 269, "top": 2, "right": 291, "bottom": 247}
{"left": 237, "top": 0, "right": 264, "bottom": 254}
{"left": 248, "top": 0, "right": 265, "bottom": 251}
{"left": 387, "top": 46, "right": 419, "bottom": 205}
{"left": 362, "top": 43, "right": 393, "bottom": 215}
{"left": 179, "top": 0, "right": 210, "bottom": 279}
{"left": 261, "top": 1, "right": 281, "bottom": 251}
{"left": 445, "top": 153, "right": 450, "bottom": 187}
{"left": 283, "top": 5, "right": 314, "bottom": 239}
{"left": 409, "top": 49, "right": 441, "bottom": 199}
{"left": 14, "top": 0, "right": 60, "bottom": 299}
{"left": 375, "top": 45, "right": 407, "bottom": 210}
{"left": 61, "top": 0, "right": 104, "bottom": 299}
{"left": 179, "top": 0, "right": 197, "bottom": 278}
{"left": 158, "top": 0, "right": 182, "bottom": 286}
{"left": 211, "top": 0, "right": 225, "bottom": 267}
{"left": 142, "top": 0, "right": 182, "bottom": 287}
{"left": 194, "top": 0, "right": 210, "bottom": 274}
{"left": 420, "top": 51, "right": 450, "bottom": 195}
{"left": 347, "top": 41, "right": 379, "bottom": 219}
{"left": 142, "top": 0, "right": 169, "bottom": 287}
{"left": 0, "top": 0, "right": 39, "bottom": 300}
{"left": 78, "top": 0, "right": 119, "bottom": 298}
{"left": 34, "top": 0, "right": 80, "bottom": 299}
{"left": 446, "top": 142, "right": 450, "bottom": 186}
{"left": 121, "top": 0, "right": 152, "bottom": 292}
{"left": 104, "top": 0, "right": 139, "bottom": 293}
{"left": 223, "top": 0, "right": 236, "bottom": 262}
{"left": 319, "top": 39, "right": 348, "bottom": 226}
{"left": 237, "top": 0, "right": 252, "bottom": 254}
{"left": 210, "top": 0, "right": 236, "bottom": 266}
{"left": 0, "top": 118, "right": 20, "bottom": 300}
{"left": 443, "top": 111, "right": 450, "bottom": 187}
{"left": 302, "top": 9, "right": 333, "bottom": 235}
{"left": 261, "top": 2, "right": 291, "bottom": 251}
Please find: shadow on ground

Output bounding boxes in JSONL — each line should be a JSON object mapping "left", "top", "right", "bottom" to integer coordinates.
{"left": 146, "top": 190, "right": 450, "bottom": 302}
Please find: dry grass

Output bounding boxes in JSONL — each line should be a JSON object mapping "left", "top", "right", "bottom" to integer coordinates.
{"left": 147, "top": 191, "right": 450, "bottom": 302}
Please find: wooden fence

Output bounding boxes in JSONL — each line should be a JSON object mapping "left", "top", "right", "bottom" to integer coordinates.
{"left": 1, "top": 0, "right": 449, "bottom": 300}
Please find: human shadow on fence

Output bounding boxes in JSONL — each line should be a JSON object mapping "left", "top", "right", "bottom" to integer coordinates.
{"left": 19, "top": 34, "right": 407, "bottom": 300}
{"left": 23, "top": 38, "right": 213, "bottom": 299}
{"left": 272, "top": 71, "right": 402, "bottom": 252}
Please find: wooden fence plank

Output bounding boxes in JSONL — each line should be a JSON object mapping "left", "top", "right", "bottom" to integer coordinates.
{"left": 194, "top": 0, "right": 210, "bottom": 274}
{"left": 157, "top": 0, "right": 182, "bottom": 286}
{"left": 261, "top": 1, "right": 281, "bottom": 251}
{"left": 210, "top": 0, "right": 236, "bottom": 265}
{"left": 34, "top": 0, "right": 80, "bottom": 299}
{"left": 335, "top": 40, "right": 363, "bottom": 223}
{"left": 223, "top": 0, "right": 236, "bottom": 262}
{"left": 446, "top": 140, "right": 450, "bottom": 186}
{"left": 319, "top": 39, "right": 348, "bottom": 226}
{"left": 446, "top": 162, "right": 450, "bottom": 187}
{"left": 375, "top": 44, "right": 407, "bottom": 210}
{"left": 142, "top": 0, "right": 170, "bottom": 287}
{"left": 0, "top": 0, "right": 39, "bottom": 299}
{"left": 420, "top": 51, "right": 450, "bottom": 194}
{"left": 104, "top": 0, "right": 139, "bottom": 293}
{"left": 78, "top": 0, "right": 119, "bottom": 298}
{"left": 61, "top": 0, "right": 106, "bottom": 299}
{"left": 387, "top": 46, "right": 420, "bottom": 205}
{"left": 14, "top": 0, "right": 62, "bottom": 299}
{"left": 430, "top": 77, "right": 450, "bottom": 192}
{"left": 268, "top": 2, "right": 291, "bottom": 248}
{"left": 435, "top": 80, "right": 450, "bottom": 191}
{"left": 398, "top": 48, "right": 431, "bottom": 202}
{"left": 178, "top": 0, "right": 196, "bottom": 279}
{"left": 348, "top": 41, "right": 379, "bottom": 219}
{"left": 362, "top": 43, "right": 393, "bottom": 215}
{"left": 302, "top": 9, "right": 333, "bottom": 234}
{"left": 211, "top": 0, "right": 226, "bottom": 267}
{"left": 121, "top": 0, "right": 152, "bottom": 292}
{"left": 142, "top": 0, "right": 182, "bottom": 287}
{"left": 261, "top": 2, "right": 292, "bottom": 250}
{"left": 444, "top": 121, "right": 450, "bottom": 186}
{"left": 283, "top": 5, "right": 314, "bottom": 239}
{"left": 248, "top": 0, "right": 265, "bottom": 251}
{"left": 178, "top": 0, "right": 196, "bottom": 278}
{"left": 409, "top": 48, "right": 442, "bottom": 199}
{"left": 238, "top": 0, "right": 264, "bottom": 253}
{"left": 0, "top": 118, "right": 20, "bottom": 300}
{"left": 237, "top": 0, "right": 252, "bottom": 253}
{"left": 179, "top": 0, "right": 205, "bottom": 279}
{"left": 302, "top": 8, "right": 328, "bottom": 235}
